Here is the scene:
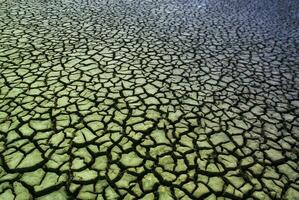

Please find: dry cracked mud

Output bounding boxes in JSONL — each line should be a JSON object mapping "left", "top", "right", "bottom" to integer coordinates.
{"left": 0, "top": 0, "right": 299, "bottom": 199}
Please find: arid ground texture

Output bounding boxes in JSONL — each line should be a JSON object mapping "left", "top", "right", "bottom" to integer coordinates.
{"left": 0, "top": 0, "right": 299, "bottom": 199}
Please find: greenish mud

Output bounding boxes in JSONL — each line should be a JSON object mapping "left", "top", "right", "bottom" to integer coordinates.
{"left": 1, "top": 0, "right": 299, "bottom": 199}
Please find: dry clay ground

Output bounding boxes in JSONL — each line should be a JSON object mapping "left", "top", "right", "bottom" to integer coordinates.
{"left": 0, "top": 0, "right": 299, "bottom": 199}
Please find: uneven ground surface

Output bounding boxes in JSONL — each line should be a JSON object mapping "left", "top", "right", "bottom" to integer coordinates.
{"left": 0, "top": 0, "right": 299, "bottom": 199}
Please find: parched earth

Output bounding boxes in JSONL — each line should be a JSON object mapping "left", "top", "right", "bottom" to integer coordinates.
{"left": 0, "top": 0, "right": 299, "bottom": 199}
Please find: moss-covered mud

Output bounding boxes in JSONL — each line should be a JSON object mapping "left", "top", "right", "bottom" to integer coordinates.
{"left": 0, "top": 0, "right": 299, "bottom": 199}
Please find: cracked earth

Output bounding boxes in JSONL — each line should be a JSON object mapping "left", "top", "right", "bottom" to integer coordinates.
{"left": 0, "top": 0, "right": 299, "bottom": 199}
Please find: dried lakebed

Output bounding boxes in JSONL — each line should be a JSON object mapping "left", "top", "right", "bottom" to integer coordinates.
{"left": 0, "top": 0, "right": 299, "bottom": 199}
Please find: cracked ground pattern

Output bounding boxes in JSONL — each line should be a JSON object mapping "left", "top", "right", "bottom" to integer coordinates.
{"left": 0, "top": 0, "right": 299, "bottom": 199}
